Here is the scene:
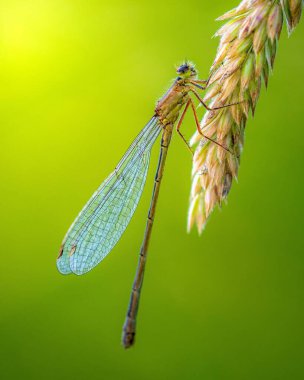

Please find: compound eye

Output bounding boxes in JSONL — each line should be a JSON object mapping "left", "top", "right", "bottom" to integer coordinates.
{"left": 177, "top": 64, "right": 189, "bottom": 74}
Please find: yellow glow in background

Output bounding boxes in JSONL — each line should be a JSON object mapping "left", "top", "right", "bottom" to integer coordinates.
{"left": 1, "top": 1, "right": 304, "bottom": 379}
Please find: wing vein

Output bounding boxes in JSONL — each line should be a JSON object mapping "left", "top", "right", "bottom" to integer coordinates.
{"left": 57, "top": 117, "right": 162, "bottom": 275}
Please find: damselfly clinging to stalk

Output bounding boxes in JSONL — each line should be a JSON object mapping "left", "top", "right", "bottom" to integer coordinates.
{"left": 57, "top": 62, "right": 238, "bottom": 348}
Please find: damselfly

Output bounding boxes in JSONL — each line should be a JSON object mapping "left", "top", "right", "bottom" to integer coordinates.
{"left": 57, "top": 62, "right": 237, "bottom": 348}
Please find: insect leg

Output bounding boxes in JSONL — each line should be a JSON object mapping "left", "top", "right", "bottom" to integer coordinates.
{"left": 190, "top": 88, "right": 242, "bottom": 111}
{"left": 193, "top": 79, "right": 208, "bottom": 84}
{"left": 176, "top": 99, "right": 193, "bottom": 156}
{"left": 189, "top": 98, "right": 234, "bottom": 155}
{"left": 190, "top": 65, "right": 220, "bottom": 90}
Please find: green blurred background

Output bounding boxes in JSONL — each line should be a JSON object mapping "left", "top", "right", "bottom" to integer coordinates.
{"left": 1, "top": 1, "right": 304, "bottom": 379}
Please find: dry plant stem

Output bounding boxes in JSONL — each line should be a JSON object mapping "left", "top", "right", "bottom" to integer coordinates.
{"left": 188, "top": 0, "right": 303, "bottom": 234}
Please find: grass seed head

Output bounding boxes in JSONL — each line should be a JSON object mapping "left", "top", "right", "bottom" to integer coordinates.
{"left": 188, "top": 0, "right": 302, "bottom": 234}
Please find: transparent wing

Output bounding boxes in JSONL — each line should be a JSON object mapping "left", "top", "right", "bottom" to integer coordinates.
{"left": 57, "top": 117, "right": 162, "bottom": 275}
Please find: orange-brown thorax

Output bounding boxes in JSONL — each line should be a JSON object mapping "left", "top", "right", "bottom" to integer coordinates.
{"left": 155, "top": 61, "right": 198, "bottom": 126}
{"left": 155, "top": 81, "right": 190, "bottom": 126}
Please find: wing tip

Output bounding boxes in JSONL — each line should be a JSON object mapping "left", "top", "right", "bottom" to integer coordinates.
{"left": 56, "top": 243, "right": 73, "bottom": 275}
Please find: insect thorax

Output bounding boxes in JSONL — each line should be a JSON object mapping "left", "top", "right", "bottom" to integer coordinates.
{"left": 155, "top": 83, "right": 189, "bottom": 125}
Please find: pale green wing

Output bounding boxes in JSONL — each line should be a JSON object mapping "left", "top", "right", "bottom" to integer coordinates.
{"left": 57, "top": 117, "right": 162, "bottom": 275}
